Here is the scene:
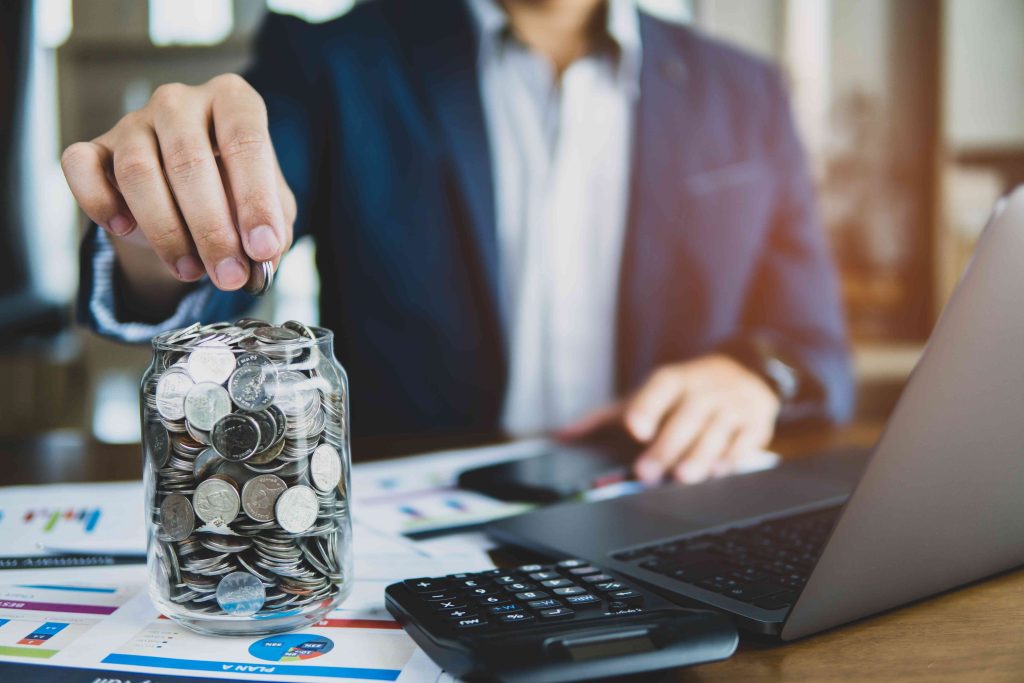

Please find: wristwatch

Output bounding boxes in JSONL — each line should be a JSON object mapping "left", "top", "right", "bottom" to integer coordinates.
{"left": 722, "top": 337, "right": 801, "bottom": 405}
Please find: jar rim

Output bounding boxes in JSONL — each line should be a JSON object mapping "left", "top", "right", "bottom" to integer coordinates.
{"left": 150, "top": 323, "right": 334, "bottom": 353}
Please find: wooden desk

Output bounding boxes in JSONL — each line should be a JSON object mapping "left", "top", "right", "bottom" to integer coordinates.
{"left": 1, "top": 425, "right": 1021, "bottom": 682}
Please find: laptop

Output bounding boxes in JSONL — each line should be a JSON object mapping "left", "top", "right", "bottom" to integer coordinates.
{"left": 487, "top": 187, "right": 1024, "bottom": 640}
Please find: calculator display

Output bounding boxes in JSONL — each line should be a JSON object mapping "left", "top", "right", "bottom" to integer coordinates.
{"left": 566, "top": 634, "right": 656, "bottom": 662}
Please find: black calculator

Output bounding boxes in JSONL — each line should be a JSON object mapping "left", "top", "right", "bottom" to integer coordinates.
{"left": 385, "top": 558, "right": 738, "bottom": 682}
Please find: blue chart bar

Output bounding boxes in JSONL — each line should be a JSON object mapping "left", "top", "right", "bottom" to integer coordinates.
{"left": 15, "top": 585, "right": 117, "bottom": 594}
{"left": 101, "top": 654, "right": 401, "bottom": 681}
{"left": 0, "top": 618, "right": 9, "bottom": 629}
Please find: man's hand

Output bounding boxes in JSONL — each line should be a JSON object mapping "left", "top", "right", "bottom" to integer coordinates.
{"left": 61, "top": 74, "right": 296, "bottom": 305}
{"left": 562, "top": 354, "right": 781, "bottom": 484}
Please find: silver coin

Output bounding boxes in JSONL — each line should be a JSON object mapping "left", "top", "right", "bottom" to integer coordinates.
{"left": 228, "top": 364, "right": 278, "bottom": 412}
{"left": 274, "top": 370, "right": 319, "bottom": 416}
{"left": 155, "top": 368, "right": 195, "bottom": 421}
{"left": 243, "top": 260, "right": 274, "bottom": 298}
{"left": 160, "top": 493, "right": 195, "bottom": 542}
{"left": 183, "top": 382, "right": 232, "bottom": 432}
{"left": 186, "top": 341, "right": 236, "bottom": 385}
{"left": 275, "top": 485, "right": 319, "bottom": 533}
{"left": 241, "top": 474, "right": 288, "bottom": 522}
{"left": 145, "top": 421, "right": 171, "bottom": 468}
{"left": 236, "top": 352, "right": 274, "bottom": 370}
{"left": 193, "top": 448, "right": 222, "bottom": 480}
{"left": 253, "top": 325, "right": 300, "bottom": 344}
{"left": 310, "top": 444, "right": 341, "bottom": 493}
{"left": 211, "top": 413, "right": 261, "bottom": 462}
{"left": 193, "top": 477, "right": 240, "bottom": 525}
{"left": 215, "top": 571, "right": 266, "bottom": 616}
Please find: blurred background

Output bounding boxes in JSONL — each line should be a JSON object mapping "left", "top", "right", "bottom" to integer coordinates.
{"left": 0, "top": 0, "right": 1021, "bottom": 447}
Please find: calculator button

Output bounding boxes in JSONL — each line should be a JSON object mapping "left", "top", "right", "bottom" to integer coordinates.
{"left": 432, "top": 599, "right": 466, "bottom": 611}
{"left": 514, "top": 591, "right": 548, "bottom": 601}
{"left": 475, "top": 595, "right": 511, "bottom": 606}
{"left": 527, "top": 598, "right": 562, "bottom": 610}
{"left": 528, "top": 571, "right": 560, "bottom": 581}
{"left": 564, "top": 594, "right": 601, "bottom": 608}
{"left": 444, "top": 608, "right": 474, "bottom": 619}
{"left": 494, "top": 575, "right": 519, "bottom": 585}
{"left": 422, "top": 592, "right": 459, "bottom": 602}
{"left": 467, "top": 587, "right": 498, "bottom": 597}
{"left": 594, "top": 581, "right": 628, "bottom": 592}
{"left": 568, "top": 566, "right": 600, "bottom": 576}
{"left": 405, "top": 578, "right": 446, "bottom": 592}
{"left": 582, "top": 574, "right": 614, "bottom": 584}
{"left": 540, "top": 578, "right": 574, "bottom": 588}
{"left": 454, "top": 616, "right": 489, "bottom": 629}
{"left": 503, "top": 582, "right": 535, "bottom": 592}
{"left": 556, "top": 559, "right": 587, "bottom": 568}
{"left": 478, "top": 569, "right": 503, "bottom": 576}
{"left": 606, "top": 590, "right": 643, "bottom": 605}
{"left": 446, "top": 573, "right": 472, "bottom": 579}
{"left": 553, "top": 586, "right": 586, "bottom": 596}
{"left": 457, "top": 579, "right": 485, "bottom": 589}
{"left": 517, "top": 564, "right": 544, "bottom": 572}
{"left": 488, "top": 603, "right": 523, "bottom": 615}
{"left": 498, "top": 611, "right": 535, "bottom": 625}
{"left": 539, "top": 607, "right": 575, "bottom": 619}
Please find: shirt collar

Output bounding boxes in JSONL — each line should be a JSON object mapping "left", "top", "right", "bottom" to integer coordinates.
{"left": 464, "top": 0, "right": 643, "bottom": 96}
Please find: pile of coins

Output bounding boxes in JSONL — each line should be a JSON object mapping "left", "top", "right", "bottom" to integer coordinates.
{"left": 143, "top": 320, "right": 350, "bottom": 619}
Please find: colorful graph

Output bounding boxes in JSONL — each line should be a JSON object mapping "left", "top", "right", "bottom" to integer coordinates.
{"left": 18, "top": 622, "right": 68, "bottom": 646}
{"left": 248, "top": 634, "right": 335, "bottom": 663}
{"left": 21, "top": 508, "right": 102, "bottom": 533}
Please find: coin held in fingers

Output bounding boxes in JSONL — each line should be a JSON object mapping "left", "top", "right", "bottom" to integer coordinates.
{"left": 243, "top": 260, "right": 275, "bottom": 297}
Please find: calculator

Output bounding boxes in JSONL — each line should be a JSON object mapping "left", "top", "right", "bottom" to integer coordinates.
{"left": 385, "top": 558, "right": 738, "bottom": 682}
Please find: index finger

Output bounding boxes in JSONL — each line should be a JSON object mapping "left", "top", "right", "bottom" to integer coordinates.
{"left": 208, "top": 75, "right": 287, "bottom": 263}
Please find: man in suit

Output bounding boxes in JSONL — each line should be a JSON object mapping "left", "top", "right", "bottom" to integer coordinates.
{"left": 64, "top": 0, "right": 853, "bottom": 484}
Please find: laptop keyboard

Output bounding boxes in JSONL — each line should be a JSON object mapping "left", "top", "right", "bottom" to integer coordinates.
{"left": 612, "top": 506, "right": 841, "bottom": 612}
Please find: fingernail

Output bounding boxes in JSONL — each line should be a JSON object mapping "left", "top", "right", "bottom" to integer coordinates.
{"left": 636, "top": 459, "right": 663, "bottom": 484}
{"left": 215, "top": 256, "right": 247, "bottom": 288}
{"left": 247, "top": 225, "right": 280, "bottom": 261}
{"left": 628, "top": 415, "right": 655, "bottom": 442}
{"left": 680, "top": 464, "right": 706, "bottom": 485}
{"left": 107, "top": 214, "right": 134, "bottom": 236}
{"left": 174, "top": 255, "right": 204, "bottom": 281}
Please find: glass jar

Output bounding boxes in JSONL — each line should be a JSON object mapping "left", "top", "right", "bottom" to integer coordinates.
{"left": 141, "top": 319, "right": 352, "bottom": 636}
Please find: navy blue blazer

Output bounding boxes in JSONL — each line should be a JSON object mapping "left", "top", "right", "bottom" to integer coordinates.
{"left": 79, "top": 0, "right": 853, "bottom": 438}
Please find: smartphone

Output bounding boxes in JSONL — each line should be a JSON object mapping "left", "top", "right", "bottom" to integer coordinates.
{"left": 457, "top": 429, "right": 640, "bottom": 503}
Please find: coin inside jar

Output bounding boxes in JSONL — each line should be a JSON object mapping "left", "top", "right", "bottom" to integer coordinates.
{"left": 160, "top": 493, "right": 195, "bottom": 542}
{"left": 211, "top": 413, "right": 261, "bottom": 462}
{"left": 155, "top": 368, "right": 195, "bottom": 421}
{"left": 193, "top": 477, "right": 240, "bottom": 525}
{"left": 216, "top": 571, "right": 266, "bottom": 616}
{"left": 310, "top": 444, "right": 341, "bottom": 493}
{"left": 186, "top": 341, "right": 236, "bottom": 385}
{"left": 183, "top": 382, "right": 232, "bottom": 432}
{"left": 228, "top": 363, "right": 278, "bottom": 412}
{"left": 275, "top": 485, "right": 319, "bottom": 533}
{"left": 241, "top": 474, "right": 288, "bottom": 522}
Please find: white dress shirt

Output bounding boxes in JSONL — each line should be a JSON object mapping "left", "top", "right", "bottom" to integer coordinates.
{"left": 466, "top": 0, "right": 642, "bottom": 435}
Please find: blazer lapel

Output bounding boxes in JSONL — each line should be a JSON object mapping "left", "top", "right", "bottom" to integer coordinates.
{"left": 401, "top": 0, "right": 504, "bottom": 341}
{"left": 616, "top": 16, "right": 695, "bottom": 392}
